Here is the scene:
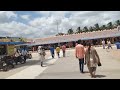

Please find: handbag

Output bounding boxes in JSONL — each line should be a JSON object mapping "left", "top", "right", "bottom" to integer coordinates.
{"left": 98, "top": 62, "right": 102, "bottom": 66}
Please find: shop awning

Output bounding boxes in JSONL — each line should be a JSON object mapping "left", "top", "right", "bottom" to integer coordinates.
{"left": 0, "top": 42, "right": 25, "bottom": 45}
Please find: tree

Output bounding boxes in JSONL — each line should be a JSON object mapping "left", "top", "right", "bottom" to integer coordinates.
{"left": 56, "top": 33, "right": 64, "bottom": 36}
{"left": 94, "top": 23, "right": 100, "bottom": 31}
{"left": 67, "top": 28, "right": 74, "bottom": 34}
{"left": 115, "top": 20, "right": 120, "bottom": 26}
{"left": 83, "top": 26, "right": 88, "bottom": 32}
{"left": 107, "top": 22, "right": 113, "bottom": 29}
{"left": 89, "top": 26, "right": 94, "bottom": 32}
{"left": 76, "top": 27, "right": 82, "bottom": 33}
{"left": 100, "top": 25, "right": 106, "bottom": 30}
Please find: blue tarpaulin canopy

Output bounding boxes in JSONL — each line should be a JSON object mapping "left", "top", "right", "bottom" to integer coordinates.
{"left": 0, "top": 42, "right": 25, "bottom": 45}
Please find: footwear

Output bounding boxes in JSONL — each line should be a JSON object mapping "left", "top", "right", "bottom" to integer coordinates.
{"left": 81, "top": 71, "right": 84, "bottom": 74}
{"left": 41, "top": 63, "right": 43, "bottom": 67}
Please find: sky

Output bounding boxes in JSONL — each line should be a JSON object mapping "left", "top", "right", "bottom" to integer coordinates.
{"left": 0, "top": 11, "right": 120, "bottom": 39}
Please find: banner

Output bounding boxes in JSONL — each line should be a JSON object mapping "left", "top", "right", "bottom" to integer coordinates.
{"left": 0, "top": 39, "right": 10, "bottom": 42}
{"left": 7, "top": 45, "right": 15, "bottom": 56}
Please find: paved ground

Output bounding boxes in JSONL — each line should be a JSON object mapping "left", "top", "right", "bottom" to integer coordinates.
{"left": 0, "top": 51, "right": 51, "bottom": 79}
{"left": 35, "top": 46, "right": 120, "bottom": 79}
{"left": 1, "top": 45, "right": 120, "bottom": 79}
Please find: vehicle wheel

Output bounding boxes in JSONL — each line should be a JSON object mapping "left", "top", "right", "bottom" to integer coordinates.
{"left": 3, "top": 66, "right": 8, "bottom": 71}
{"left": 11, "top": 64, "right": 14, "bottom": 68}
{"left": 20, "top": 59, "right": 25, "bottom": 64}
{"left": 29, "top": 55, "right": 32, "bottom": 59}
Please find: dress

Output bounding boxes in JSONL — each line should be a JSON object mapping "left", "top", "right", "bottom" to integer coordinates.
{"left": 89, "top": 50, "right": 97, "bottom": 67}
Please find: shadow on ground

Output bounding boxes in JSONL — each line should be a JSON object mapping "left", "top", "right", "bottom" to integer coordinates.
{"left": 11, "top": 58, "right": 55, "bottom": 69}
{"left": 95, "top": 75, "right": 106, "bottom": 78}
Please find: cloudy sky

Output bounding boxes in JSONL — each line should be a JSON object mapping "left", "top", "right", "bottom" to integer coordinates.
{"left": 0, "top": 11, "right": 120, "bottom": 39}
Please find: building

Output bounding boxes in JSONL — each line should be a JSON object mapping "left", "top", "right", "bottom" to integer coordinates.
{"left": 34, "top": 28, "right": 120, "bottom": 46}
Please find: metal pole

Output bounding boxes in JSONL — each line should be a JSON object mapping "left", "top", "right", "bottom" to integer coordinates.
{"left": 57, "top": 21, "right": 59, "bottom": 34}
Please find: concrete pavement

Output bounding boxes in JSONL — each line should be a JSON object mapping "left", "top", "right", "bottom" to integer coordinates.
{"left": 2, "top": 46, "right": 120, "bottom": 79}
{"left": 35, "top": 46, "right": 120, "bottom": 79}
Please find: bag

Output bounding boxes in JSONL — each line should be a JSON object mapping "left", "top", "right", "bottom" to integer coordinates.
{"left": 98, "top": 62, "right": 102, "bottom": 66}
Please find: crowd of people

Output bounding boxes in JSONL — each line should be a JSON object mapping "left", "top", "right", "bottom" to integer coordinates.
{"left": 37, "top": 44, "right": 66, "bottom": 67}
{"left": 37, "top": 40, "right": 103, "bottom": 78}
{"left": 102, "top": 39, "right": 113, "bottom": 49}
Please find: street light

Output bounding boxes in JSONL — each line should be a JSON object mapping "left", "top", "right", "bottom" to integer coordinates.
{"left": 57, "top": 21, "right": 59, "bottom": 34}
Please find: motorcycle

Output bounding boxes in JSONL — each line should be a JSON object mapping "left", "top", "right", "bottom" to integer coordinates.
{"left": 3, "top": 56, "right": 15, "bottom": 69}
{"left": 0, "top": 57, "right": 8, "bottom": 71}
{"left": 13, "top": 55, "right": 26, "bottom": 65}
{"left": 0, "top": 56, "right": 14, "bottom": 71}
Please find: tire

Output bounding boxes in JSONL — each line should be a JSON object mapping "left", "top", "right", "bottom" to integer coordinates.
{"left": 11, "top": 64, "right": 14, "bottom": 68}
{"left": 20, "top": 59, "right": 25, "bottom": 64}
{"left": 29, "top": 54, "right": 32, "bottom": 59}
{"left": 3, "top": 66, "right": 8, "bottom": 71}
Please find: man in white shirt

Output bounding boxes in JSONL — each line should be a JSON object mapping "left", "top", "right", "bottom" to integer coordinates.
{"left": 117, "top": 25, "right": 120, "bottom": 31}
{"left": 21, "top": 48, "right": 28, "bottom": 63}
{"left": 102, "top": 40, "right": 105, "bottom": 49}
{"left": 38, "top": 46, "right": 46, "bottom": 67}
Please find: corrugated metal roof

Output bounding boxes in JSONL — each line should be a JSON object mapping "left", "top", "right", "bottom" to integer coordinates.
{"left": 35, "top": 29, "right": 120, "bottom": 45}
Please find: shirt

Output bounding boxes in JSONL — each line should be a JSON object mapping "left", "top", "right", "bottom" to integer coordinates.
{"left": 62, "top": 45, "right": 66, "bottom": 51}
{"left": 102, "top": 41, "right": 105, "bottom": 45}
{"left": 117, "top": 26, "right": 120, "bottom": 31}
{"left": 56, "top": 47, "right": 60, "bottom": 53}
{"left": 21, "top": 50, "right": 27, "bottom": 56}
{"left": 50, "top": 47, "right": 54, "bottom": 53}
{"left": 75, "top": 44, "right": 85, "bottom": 59}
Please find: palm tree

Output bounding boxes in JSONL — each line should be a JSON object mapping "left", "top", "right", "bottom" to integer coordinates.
{"left": 113, "top": 20, "right": 120, "bottom": 28}
{"left": 115, "top": 20, "right": 120, "bottom": 26}
{"left": 100, "top": 25, "right": 106, "bottom": 30}
{"left": 94, "top": 23, "right": 100, "bottom": 31}
{"left": 83, "top": 26, "right": 88, "bottom": 32}
{"left": 89, "top": 26, "right": 94, "bottom": 32}
{"left": 107, "top": 22, "right": 113, "bottom": 29}
{"left": 68, "top": 28, "right": 74, "bottom": 34}
{"left": 76, "top": 27, "right": 82, "bottom": 33}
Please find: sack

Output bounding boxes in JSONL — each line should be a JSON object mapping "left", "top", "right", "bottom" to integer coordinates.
{"left": 98, "top": 62, "right": 102, "bottom": 66}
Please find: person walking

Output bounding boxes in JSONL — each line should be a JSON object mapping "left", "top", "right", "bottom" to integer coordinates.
{"left": 85, "top": 43, "right": 101, "bottom": 78}
{"left": 75, "top": 40, "right": 85, "bottom": 73}
{"left": 102, "top": 39, "right": 105, "bottom": 49}
{"left": 56, "top": 46, "right": 60, "bottom": 58}
{"left": 61, "top": 44, "right": 66, "bottom": 57}
{"left": 38, "top": 46, "right": 46, "bottom": 67}
{"left": 106, "top": 40, "right": 112, "bottom": 49}
{"left": 50, "top": 45, "right": 55, "bottom": 58}
{"left": 117, "top": 25, "right": 120, "bottom": 31}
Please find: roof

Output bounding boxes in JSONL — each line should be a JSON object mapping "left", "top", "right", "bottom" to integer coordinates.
{"left": 0, "top": 42, "right": 25, "bottom": 45}
{"left": 35, "top": 28, "right": 120, "bottom": 45}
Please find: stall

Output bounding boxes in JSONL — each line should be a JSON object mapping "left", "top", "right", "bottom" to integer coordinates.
{"left": 0, "top": 42, "right": 25, "bottom": 57}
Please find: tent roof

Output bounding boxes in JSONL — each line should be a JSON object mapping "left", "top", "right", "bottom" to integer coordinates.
{"left": 0, "top": 42, "right": 24, "bottom": 45}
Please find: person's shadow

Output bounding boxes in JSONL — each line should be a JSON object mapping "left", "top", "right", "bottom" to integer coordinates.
{"left": 83, "top": 71, "right": 106, "bottom": 78}
{"left": 95, "top": 75, "right": 106, "bottom": 78}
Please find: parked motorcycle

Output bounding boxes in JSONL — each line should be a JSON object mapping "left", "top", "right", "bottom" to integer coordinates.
{"left": 3, "top": 56, "right": 15, "bottom": 69}
{"left": 0, "top": 57, "right": 8, "bottom": 71}
{"left": 13, "top": 55, "right": 26, "bottom": 65}
{"left": 0, "top": 56, "right": 14, "bottom": 71}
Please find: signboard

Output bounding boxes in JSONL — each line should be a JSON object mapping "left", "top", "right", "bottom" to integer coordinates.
{"left": 7, "top": 45, "right": 15, "bottom": 56}
{"left": 0, "top": 39, "right": 10, "bottom": 42}
{"left": 0, "top": 38, "right": 27, "bottom": 42}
